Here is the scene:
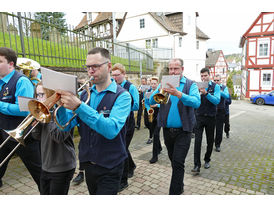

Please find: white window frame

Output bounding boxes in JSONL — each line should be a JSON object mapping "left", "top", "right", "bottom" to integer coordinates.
{"left": 152, "top": 38, "right": 158, "bottom": 48}
{"left": 261, "top": 72, "right": 272, "bottom": 86}
{"left": 257, "top": 39, "right": 270, "bottom": 57}
{"left": 179, "top": 37, "right": 182, "bottom": 47}
{"left": 145, "top": 39, "right": 151, "bottom": 49}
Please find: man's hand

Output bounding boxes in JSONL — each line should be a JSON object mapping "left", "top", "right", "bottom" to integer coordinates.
{"left": 150, "top": 104, "right": 158, "bottom": 108}
{"left": 163, "top": 83, "right": 182, "bottom": 99}
{"left": 56, "top": 89, "right": 82, "bottom": 111}
{"left": 199, "top": 88, "right": 207, "bottom": 95}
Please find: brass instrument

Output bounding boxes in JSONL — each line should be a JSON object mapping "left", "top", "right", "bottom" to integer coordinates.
{"left": 53, "top": 76, "right": 94, "bottom": 130}
{"left": 17, "top": 58, "right": 41, "bottom": 86}
{"left": 153, "top": 89, "right": 170, "bottom": 104}
{"left": 141, "top": 99, "right": 145, "bottom": 110}
{"left": 148, "top": 107, "right": 154, "bottom": 123}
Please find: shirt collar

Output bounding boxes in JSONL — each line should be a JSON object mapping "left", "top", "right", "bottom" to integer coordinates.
{"left": 1, "top": 70, "right": 15, "bottom": 84}
{"left": 120, "top": 79, "right": 127, "bottom": 87}
{"left": 91, "top": 79, "right": 117, "bottom": 94}
{"left": 180, "top": 75, "right": 186, "bottom": 84}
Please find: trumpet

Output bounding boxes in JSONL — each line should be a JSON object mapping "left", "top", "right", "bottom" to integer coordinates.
{"left": 153, "top": 89, "right": 170, "bottom": 104}
{"left": 142, "top": 99, "right": 145, "bottom": 110}
{"left": 148, "top": 107, "right": 154, "bottom": 123}
{"left": 53, "top": 76, "right": 94, "bottom": 130}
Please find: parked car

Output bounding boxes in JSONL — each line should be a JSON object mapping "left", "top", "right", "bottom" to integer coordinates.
{"left": 250, "top": 91, "right": 274, "bottom": 105}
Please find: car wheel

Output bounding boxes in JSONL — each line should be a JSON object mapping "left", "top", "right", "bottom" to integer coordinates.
{"left": 256, "top": 98, "right": 265, "bottom": 105}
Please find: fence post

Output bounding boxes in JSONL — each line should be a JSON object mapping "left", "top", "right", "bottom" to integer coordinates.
{"left": 126, "top": 43, "right": 131, "bottom": 72}
{"left": 17, "top": 12, "right": 26, "bottom": 57}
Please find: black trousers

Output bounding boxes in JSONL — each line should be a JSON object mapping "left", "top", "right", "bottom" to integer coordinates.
{"left": 40, "top": 168, "right": 75, "bottom": 195}
{"left": 194, "top": 115, "right": 216, "bottom": 168}
{"left": 215, "top": 109, "right": 226, "bottom": 147}
{"left": 121, "top": 126, "right": 136, "bottom": 184}
{"left": 224, "top": 114, "right": 230, "bottom": 134}
{"left": 136, "top": 104, "right": 143, "bottom": 128}
{"left": 83, "top": 161, "right": 124, "bottom": 195}
{"left": 144, "top": 108, "right": 150, "bottom": 129}
{"left": 152, "top": 126, "right": 162, "bottom": 158}
{"left": 0, "top": 131, "right": 41, "bottom": 191}
{"left": 163, "top": 128, "right": 191, "bottom": 195}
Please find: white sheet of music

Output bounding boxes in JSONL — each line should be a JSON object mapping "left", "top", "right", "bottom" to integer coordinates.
{"left": 161, "top": 75, "right": 180, "bottom": 89}
{"left": 196, "top": 81, "right": 209, "bottom": 89}
{"left": 41, "top": 67, "right": 78, "bottom": 95}
{"left": 18, "top": 96, "right": 34, "bottom": 111}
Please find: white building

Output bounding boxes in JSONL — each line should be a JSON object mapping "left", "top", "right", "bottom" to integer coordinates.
{"left": 116, "top": 12, "right": 209, "bottom": 81}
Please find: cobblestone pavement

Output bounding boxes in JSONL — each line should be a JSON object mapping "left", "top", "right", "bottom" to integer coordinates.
{"left": 0, "top": 100, "right": 273, "bottom": 195}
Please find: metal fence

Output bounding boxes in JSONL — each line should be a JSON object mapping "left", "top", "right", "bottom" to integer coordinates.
{"left": 0, "top": 12, "right": 153, "bottom": 73}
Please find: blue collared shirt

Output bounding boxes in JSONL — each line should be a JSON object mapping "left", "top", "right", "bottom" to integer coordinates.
{"left": 57, "top": 80, "right": 132, "bottom": 140}
{"left": 0, "top": 70, "right": 34, "bottom": 117}
{"left": 206, "top": 81, "right": 221, "bottom": 105}
{"left": 149, "top": 76, "right": 201, "bottom": 128}
{"left": 220, "top": 84, "right": 230, "bottom": 99}
{"left": 120, "top": 80, "right": 139, "bottom": 111}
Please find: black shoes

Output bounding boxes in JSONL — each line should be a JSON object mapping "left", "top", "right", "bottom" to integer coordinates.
{"left": 191, "top": 166, "right": 200, "bottom": 175}
{"left": 118, "top": 182, "right": 129, "bottom": 192}
{"left": 72, "top": 172, "right": 84, "bottom": 185}
{"left": 135, "top": 126, "right": 140, "bottom": 130}
{"left": 0, "top": 179, "right": 2, "bottom": 188}
{"left": 226, "top": 133, "right": 230, "bottom": 138}
{"left": 149, "top": 156, "right": 158, "bottom": 164}
{"left": 146, "top": 138, "right": 153, "bottom": 144}
{"left": 204, "top": 162, "right": 210, "bottom": 169}
{"left": 215, "top": 146, "right": 221, "bottom": 152}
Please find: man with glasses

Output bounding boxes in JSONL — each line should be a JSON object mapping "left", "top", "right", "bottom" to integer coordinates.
{"left": 56, "top": 47, "right": 132, "bottom": 195}
{"left": 213, "top": 75, "right": 229, "bottom": 152}
{"left": 150, "top": 58, "right": 200, "bottom": 195}
{"left": 191, "top": 68, "right": 220, "bottom": 175}
{"left": 111, "top": 63, "right": 139, "bottom": 192}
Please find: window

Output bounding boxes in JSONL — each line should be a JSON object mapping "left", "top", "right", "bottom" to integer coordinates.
{"left": 140, "top": 18, "right": 145, "bottom": 29}
{"left": 152, "top": 38, "right": 158, "bottom": 48}
{"left": 259, "top": 43, "right": 268, "bottom": 56}
{"left": 196, "top": 41, "right": 199, "bottom": 50}
{"left": 262, "top": 73, "right": 271, "bottom": 86}
{"left": 146, "top": 39, "right": 151, "bottom": 49}
{"left": 179, "top": 37, "right": 182, "bottom": 47}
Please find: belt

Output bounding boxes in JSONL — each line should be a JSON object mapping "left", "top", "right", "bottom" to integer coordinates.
{"left": 166, "top": 128, "right": 183, "bottom": 133}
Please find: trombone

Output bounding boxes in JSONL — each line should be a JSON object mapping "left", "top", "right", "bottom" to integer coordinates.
{"left": 0, "top": 76, "right": 93, "bottom": 168}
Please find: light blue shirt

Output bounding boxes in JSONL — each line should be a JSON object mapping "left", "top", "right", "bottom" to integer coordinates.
{"left": 149, "top": 76, "right": 201, "bottom": 128}
{"left": 57, "top": 80, "right": 132, "bottom": 140}
{"left": 120, "top": 80, "right": 139, "bottom": 111}
{"left": 0, "top": 70, "right": 34, "bottom": 117}
{"left": 206, "top": 81, "right": 221, "bottom": 105}
{"left": 220, "top": 84, "right": 230, "bottom": 99}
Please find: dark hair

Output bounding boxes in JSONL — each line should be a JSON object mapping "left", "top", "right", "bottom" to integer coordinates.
{"left": 141, "top": 77, "right": 147, "bottom": 81}
{"left": 88, "top": 47, "right": 110, "bottom": 61}
{"left": 200, "top": 67, "right": 210, "bottom": 75}
{"left": 170, "top": 58, "right": 184, "bottom": 66}
{"left": 0, "top": 47, "right": 17, "bottom": 66}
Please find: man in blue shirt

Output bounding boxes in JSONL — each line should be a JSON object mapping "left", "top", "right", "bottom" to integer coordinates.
{"left": 56, "top": 47, "right": 131, "bottom": 195}
{"left": 0, "top": 47, "right": 41, "bottom": 189}
{"left": 111, "top": 63, "right": 139, "bottom": 192}
{"left": 213, "top": 75, "right": 230, "bottom": 152}
{"left": 150, "top": 58, "right": 200, "bottom": 195}
{"left": 192, "top": 68, "right": 220, "bottom": 175}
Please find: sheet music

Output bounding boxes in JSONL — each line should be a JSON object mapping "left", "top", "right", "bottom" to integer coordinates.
{"left": 196, "top": 81, "right": 209, "bottom": 89}
{"left": 18, "top": 96, "right": 34, "bottom": 112}
{"left": 145, "top": 91, "right": 153, "bottom": 99}
{"left": 41, "top": 67, "right": 78, "bottom": 95}
{"left": 161, "top": 75, "right": 180, "bottom": 89}
{"left": 140, "top": 85, "right": 151, "bottom": 92}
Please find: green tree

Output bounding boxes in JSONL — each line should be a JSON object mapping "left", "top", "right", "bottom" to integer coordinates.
{"left": 34, "top": 12, "right": 67, "bottom": 40}
{"left": 226, "top": 75, "right": 236, "bottom": 99}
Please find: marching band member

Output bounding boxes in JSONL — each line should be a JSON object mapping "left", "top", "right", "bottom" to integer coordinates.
{"left": 56, "top": 47, "right": 131, "bottom": 195}
{"left": 191, "top": 68, "right": 220, "bottom": 175}
{"left": 0, "top": 47, "right": 41, "bottom": 189}
{"left": 111, "top": 63, "right": 139, "bottom": 192}
{"left": 32, "top": 83, "right": 76, "bottom": 195}
{"left": 150, "top": 58, "right": 200, "bottom": 195}
{"left": 136, "top": 77, "right": 147, "bottom": 130}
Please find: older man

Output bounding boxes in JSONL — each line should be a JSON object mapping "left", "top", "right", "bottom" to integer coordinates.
{"left": 150, "top": 58, "right": 200, "bottom": 195}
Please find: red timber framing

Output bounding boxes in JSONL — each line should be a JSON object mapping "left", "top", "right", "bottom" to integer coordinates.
{"left": 241, "top": 12, "right": 274, "bottom": 98}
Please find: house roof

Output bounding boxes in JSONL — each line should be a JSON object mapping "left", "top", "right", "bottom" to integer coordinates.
{"left": 206, "top": 50, "right": 222, "bottom": 67}
{"left": 149, "top": 12, "right": 187, "bottom": 35}
{"left": 74, "top": 14, "right": 88, "bottom": 30}
{"left": 196, "top": 26, "right": 210, "bottom": 39}
{"left": 90, "top": 12, "right": 113, "bottom": 25}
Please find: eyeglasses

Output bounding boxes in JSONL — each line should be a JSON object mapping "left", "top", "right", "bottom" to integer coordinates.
{"left": 36, "top": 93, "right": 45, "bottom": 98}
{"left": 112, "top": 73, "right": 121, "bottom": 77}
{"left": 214, "top": 80, "right": 220, "bottom": 82}
{"left": 83, "top": 61, "right": 109, "bottom": 71}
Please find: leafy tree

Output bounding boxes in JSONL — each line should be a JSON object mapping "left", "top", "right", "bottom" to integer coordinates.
{"left": 226, "top": 75, "right": 237, "bottom": 99}
{"left": 34, "top": 12, "right": 67, "bottom": 40}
